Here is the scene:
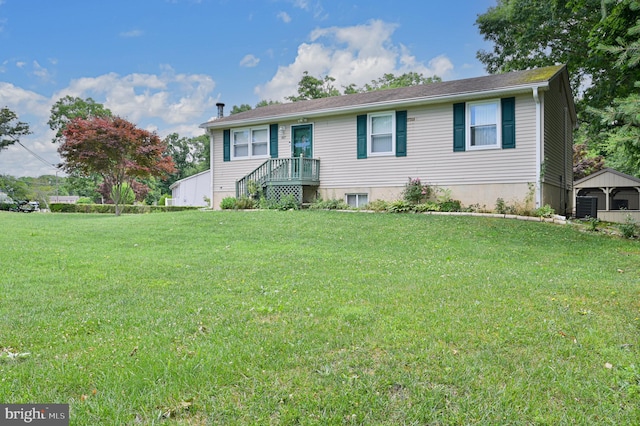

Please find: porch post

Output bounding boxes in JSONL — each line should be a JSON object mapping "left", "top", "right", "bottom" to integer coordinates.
{"left": 600, "top": 187, "right": 611, "bottom": 211}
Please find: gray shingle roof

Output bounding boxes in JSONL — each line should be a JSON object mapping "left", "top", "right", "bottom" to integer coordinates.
{"left": 201, "top": 65, "right": 567, "bottom": 128}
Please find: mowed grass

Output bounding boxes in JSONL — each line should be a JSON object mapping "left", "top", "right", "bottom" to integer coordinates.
{"left": 1, "top": 210, "right": 639, "bottom": 425}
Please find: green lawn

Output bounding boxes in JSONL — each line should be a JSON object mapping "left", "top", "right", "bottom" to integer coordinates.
{"left": 1, "top": 210, "right": 639, "bottom": 425}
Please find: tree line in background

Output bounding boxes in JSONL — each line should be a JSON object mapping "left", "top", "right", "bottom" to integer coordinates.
{"left": 0, "top": 96, "right": 209, "bottom": 215}
{"left": 1, "top": 0, "right": 638, "bottom": 211}
{"left": 230, "top": 71, "right": 442, "bottom": 114}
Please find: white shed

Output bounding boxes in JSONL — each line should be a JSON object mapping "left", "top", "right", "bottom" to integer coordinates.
{"left": 169, "top": 170, "right": 211, "bottom": 207}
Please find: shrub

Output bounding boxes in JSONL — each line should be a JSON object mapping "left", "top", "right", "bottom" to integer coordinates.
{"left": 534, "top": 204, "right": 555, "bottom": 218}
{"left": 309, "top": 198, "right": 350, "bottom": 210}
{"left": 618, "top": 214, "right": 637, "bottom": 239}
{"left": 439, "top": 199, "right": 462, "bottom": 212}
{"left": 258, "top": 195, "right": 299, "bottom": 210}
{"left": 76, "top": 197, "right": 93, "bottom": 205}
{"left": 495, "top": 198, "right": 508, "bottom": 214}
{"left": 363, "top": 199, "right": 389, "bottom": 212}
{"left": 48, "top": 203, "right": 198, "bottom": 213}
{"left": 463, "top": 203, "right": 487, "bottom": 213}
{"left": 277, "top": 194, "right": 299, "bottom": 210}
{"left": 220, "top": 197, "right": 236, "bottom": 210}
{"left": 585, "top": 216, "right": 600, "bottom": 232}
{"left": 234, "top": 196, "right": 255, "bottom": 210}
{"left": 111, "top": 182, "right": 135, "bottom": 205}
{"left": 414, "top": 201, "right": 440, "bottom": 212}
{"left": 402, "top": 177, "right": 431, "bottom": 204}
{"left": 388, "top": 200, "right": 415, "bottom": 213}
{"left": 246, "top": 180, "right": 263, "bottom": 199}
{"left": 159, "top": 194, "right": 172, "bottom": 206}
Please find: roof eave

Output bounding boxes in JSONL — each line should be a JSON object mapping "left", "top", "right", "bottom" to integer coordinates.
{"left": 200, "top": 82, "right": 551, "bottom": 130}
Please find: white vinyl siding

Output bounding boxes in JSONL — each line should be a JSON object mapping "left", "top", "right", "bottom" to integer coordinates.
{"left": 212, "top": 94, "right": 538, "bottom": 206}
{"left": 543, "top": 77, "right": 572, "bottom": 190}
{"left": 310, "top": 96, "right": 537, "bottom": 189}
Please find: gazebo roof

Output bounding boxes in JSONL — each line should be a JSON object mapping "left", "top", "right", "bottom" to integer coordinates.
{"left": 574, "top": 168, "right": 640, "bottom": 188}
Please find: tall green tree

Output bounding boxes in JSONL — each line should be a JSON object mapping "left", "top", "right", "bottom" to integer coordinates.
{"left": 230, "top": 104, "right": 253, "bottom": 115}
{"left": 48, "top": 96, "right": 113, "bottom": 144}
{"left": 286, "top": 71, "right": 341, "bottom": 101}
{"left": 165, "top": 134, "right": 208, "bottom": 178}
{"left": 0, "top": 174, "right": 29, "bottom": 200}
{"left": 476, "top": 0, "right": 640, "bottom": 118}
{"left": 230, "top": 100, "right": 282, "bottom": 115}
{"left": 255, "top": 100, "right": 281, "bottom": 108}
{"left": 287, "top": 71, "right": 441, "bottom": 101}
{"left": 361, "top": 72, "right": 442, "bottom": 91}
{"left": 0, "top": 107, "right": 31, "bottom": 152}
{"left": 590, "top": 2, "right": 640, "bottom": 175}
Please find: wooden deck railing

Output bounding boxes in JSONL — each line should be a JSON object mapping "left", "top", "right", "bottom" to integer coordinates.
{"left": 236, "top": 157, "right": 320, "bottom": 198}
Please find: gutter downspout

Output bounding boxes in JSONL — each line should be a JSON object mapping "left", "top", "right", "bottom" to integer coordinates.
{"left": 533, "top": 87, "right": 542, "bottom": 208}
{"left": 209, "top": 129, "right": 215, "bottom": 209}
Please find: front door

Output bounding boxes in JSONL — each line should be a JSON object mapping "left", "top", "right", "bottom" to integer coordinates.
{"left": 292, "top": 124, "right": 313, "bottom": 158}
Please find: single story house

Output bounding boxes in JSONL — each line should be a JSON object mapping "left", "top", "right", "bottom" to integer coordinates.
{"left": 168, "top": 169, "right": 211, "bottom": 207}
{"left": 574, "top": 168, "right": 640, "bottom": 223}
{"left": 200, "top": 65, "right": 576, "bottom": 214}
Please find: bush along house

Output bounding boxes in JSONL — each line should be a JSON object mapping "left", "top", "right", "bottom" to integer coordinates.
{"left": 200, "top": 65, "right": 576, "bottom": 214}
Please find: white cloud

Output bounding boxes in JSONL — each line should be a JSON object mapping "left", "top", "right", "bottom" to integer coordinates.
{"left": 32, "top": 60, "right": 52, "bottom": 82}
{"left": 239, "top": 54, "right": 260, "bottom": 68}
{"left": 290, "top": 0, "right": 326, "bottom": 19}
{"left": 55, "top": 68, "right": 216, "bottom": 125}
{"left": 0, "top": 68, "right": 217, "bottom": 177}
{"left": 255, "top": 19, "right": 453, "bottom": 101}
{"left": 120, "top": 29, "right": 144, "bottom": 38}
{"left": 0, "top": 82, "right": 50, "bottom": 116}
{"left": 292, "top": 0, "right": 309, "bottom": 9}
{"left": 16, "top": 61, "right": 26, "bottom": 68}
{"left": 277, "top": 11, "right": 291, "bottom": 23}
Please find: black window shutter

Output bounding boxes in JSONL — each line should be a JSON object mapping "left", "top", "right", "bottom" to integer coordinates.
{"left": 501, "top": 97, "right": 516, "bottom": 149}
{"left": 396, "top": 110, "right": 407, "bottom": 157}
{"left": 223, "top": 129, "right": 231, "bottom": 162}
{"left": 453, "top": 103, "right": 465, "bottom": 152}
{"left": 269, "top": 124, "right": 279, "bottom": 158}
{"left": 357, "top": 115, "right": 367, "bottom": 159}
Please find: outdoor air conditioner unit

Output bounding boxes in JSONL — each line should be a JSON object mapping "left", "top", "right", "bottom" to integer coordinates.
{"left": 576, "top": 196, "right": 598, "bottom": 219}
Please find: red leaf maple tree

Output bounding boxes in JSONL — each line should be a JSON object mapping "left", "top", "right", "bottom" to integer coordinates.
{"left": 59, "top": 116, "right": 176, "bottom": 215}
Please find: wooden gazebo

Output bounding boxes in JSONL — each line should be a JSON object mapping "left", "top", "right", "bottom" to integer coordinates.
{"left": 573, "top": 168, "right": 640, "bottom": 223}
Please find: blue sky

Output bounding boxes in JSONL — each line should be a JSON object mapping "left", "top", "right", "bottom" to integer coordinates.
{"left": 0, "top": 0, "right": 496, "bottom": 177}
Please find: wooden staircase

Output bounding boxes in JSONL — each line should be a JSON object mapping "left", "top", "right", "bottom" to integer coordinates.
{"left": 236, "top": 157, "right": 320, "bottom": 203}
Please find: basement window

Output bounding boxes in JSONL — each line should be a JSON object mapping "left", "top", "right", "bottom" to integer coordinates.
{"left": 346, "top": 193, "right": 369, "bottom": 208}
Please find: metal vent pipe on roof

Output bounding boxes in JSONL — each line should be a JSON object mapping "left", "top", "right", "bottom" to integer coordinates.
{"left": 216, "top": 102, "right": 225, "bottom": 118}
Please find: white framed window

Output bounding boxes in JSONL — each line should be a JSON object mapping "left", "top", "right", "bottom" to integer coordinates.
{"left": 368, "top": 112, "right": 395, "bottom": 156}
{"left": 467, "top": 100, "right": 501, "bottom": 150}
{"left": 232, "top": 127, "right": 269, "bottom": 159}
{"left": 346, "top": 193, "right": 368, "bottom": 208}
